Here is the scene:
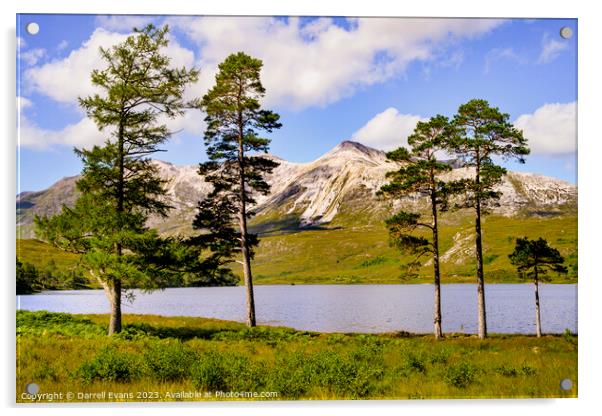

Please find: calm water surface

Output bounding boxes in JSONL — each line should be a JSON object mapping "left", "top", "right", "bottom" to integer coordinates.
{"left": 17, "top": 284, "right": 577, "bottom": 334}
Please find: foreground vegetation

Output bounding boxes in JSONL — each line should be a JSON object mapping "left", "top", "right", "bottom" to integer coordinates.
{"left": 17, "top": 310, "right": 577, "bottom": 402}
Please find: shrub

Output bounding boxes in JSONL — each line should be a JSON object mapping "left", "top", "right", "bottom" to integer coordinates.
{"left": 267, "top": 352, "right": 312, "bottom": 399}
{"left": 144, "top": 341, "right": 197, "bottom": 381}
{"left": 190, "top": 351, "right": 228, "bottom": 391}
{"left": 403, "top": 352, "right": 427, "bottom": 373}
{"left": 495, "top": 364, "right": 519, "bottom": 377}
{"left": 495, "top": 363, "right": 537, "bottom": 377}
{"left": 78, "top": 347, "right": 142, "bottom": 383}
{"left": 268, "top": 348, "right": 384, "bottom": 399}
{"left": 444, "top": 363, "right": 479, "bottom": 388}
{"left": 16, "top": 310, "right": 105, "bottom": 337}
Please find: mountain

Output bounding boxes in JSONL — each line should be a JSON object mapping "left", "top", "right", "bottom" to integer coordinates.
{"left": 16, "top": 140, "right": 577, "bottom": 238}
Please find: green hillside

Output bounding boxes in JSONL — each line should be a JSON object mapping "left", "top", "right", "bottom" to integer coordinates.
{"left": 248, "top": 212, "right": 577, "bottom": 284}
{"left": 17, "top": 210, "right": 577, "bottom": 287}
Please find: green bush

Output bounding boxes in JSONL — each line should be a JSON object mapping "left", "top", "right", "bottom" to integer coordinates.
{"left": 16, "top": 310, "right": 105, "bottom": 337}
{"left": 495, "top": 363, "right": 537, "bottom": 377}
{"left": 403, "top": 352, "right": 427, "bottom": 373}
{"left": 268, "top": 348, "right": 384, "bottom": 399}
{"left": 190, "top": 351, "right": 229, "bottom": 391}
{"left": 144, "top": 341, "right": 197, "bottom": 381}
{"left": 78, "top": 347, "right": 142, "bottom": 383}
{"left": 444, "top": 363, "right": 479, "bottom": 388}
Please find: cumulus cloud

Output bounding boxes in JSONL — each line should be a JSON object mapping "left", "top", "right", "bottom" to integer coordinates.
{"left": 169, "top": 16, "right": 503, "bottom": 110}
{"left": 351, "top": 108, "right": 425, "bottom": 151}
{"left": 20, "top": 48, "right": 46, "bottom": 66}
{"left": 18, "top": 95, "right": 203, "bottom": 150}
{"left": 514, "top": 102, "right": 576, "bottom": 155}
{"left": 25, "top": 28, "right": 196, "bottom": 106}
{"left": 537, "top": 33, "right": 568, "bottom": 64}
{"left": 19, "top": 111, "right": 106, "bottom": 150}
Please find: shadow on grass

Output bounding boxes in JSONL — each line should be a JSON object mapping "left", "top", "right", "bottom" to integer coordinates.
{"left": 118, "top": 322, "right": 320, "bottom": 342}
{"left": 249, "top": 214, "right": 344, "bottom": 237}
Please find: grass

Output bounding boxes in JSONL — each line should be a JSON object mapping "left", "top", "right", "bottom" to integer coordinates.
{"left": 16, "top": 310, "right": 577, "bottom": 402}
{"left": 17, "top": 239, "right": 84, "bottom": 275}
{"left": 16, "top": 212, "right": 577, "bottom": 286}
{"left": 250, "top": 212, "right": 577, "bottom": 284}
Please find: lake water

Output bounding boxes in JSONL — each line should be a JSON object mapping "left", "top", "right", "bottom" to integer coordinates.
{"left": 17, "top": 284, "right": 577, "bottom": 334}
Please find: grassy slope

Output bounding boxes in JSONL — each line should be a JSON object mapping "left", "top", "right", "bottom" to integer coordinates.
{"left": 17, "top": 239, "right": 83, "bottom": 272}
{"left": 16, "top": 311, "right": 577, "bottom": 402}
{"left": 16, "top": 213, "right": 577, "bottom": 286}
{"left": 250, "top": 212, "right": 578, "bottom": 284}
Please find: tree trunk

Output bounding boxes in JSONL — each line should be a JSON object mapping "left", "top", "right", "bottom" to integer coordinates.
{"left": 108, "top": 279, "right": 122, "bottom": 336}
{"left": 474, "top": 158, "right": 487, "bottom": 339}
{"left": 534, "top": 271, "right": 542, "bottom": 337}
{"left": 237, "top": 111, "right": 256, "bottom": 327}
{"left": 110, "top": 120, "right": 125, "bottom": 335}
{"left": 431, "top": 189, "right": 443, "bottom": 339}
{"left": 475, "top": 201, "right": 487, "bottom": 339}
{"left": 99, "top": 276, "right": 122, "bottom": 336}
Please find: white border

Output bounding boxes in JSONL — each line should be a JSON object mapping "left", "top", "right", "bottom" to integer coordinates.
{"left": 3, "top": 1, "right": 601, "bottom": 415}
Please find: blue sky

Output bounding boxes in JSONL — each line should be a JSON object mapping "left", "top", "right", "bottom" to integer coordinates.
{"left": 17, "top": 15, "right": 577, "bottom": 192}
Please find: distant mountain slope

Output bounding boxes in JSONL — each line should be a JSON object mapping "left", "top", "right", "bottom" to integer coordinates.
{"left": 16, "top": 140, "right": 577, "bottom": 238}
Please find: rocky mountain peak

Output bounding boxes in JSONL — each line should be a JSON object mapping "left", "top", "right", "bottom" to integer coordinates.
{"left": 317, "top": 140, "right": 387, "bottom": 166}
{"left": 16, "top": 141, "right": 577, "bottom": 236}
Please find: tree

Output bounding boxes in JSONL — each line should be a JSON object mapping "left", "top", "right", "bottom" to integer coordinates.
{"left": 195, "top": 52, "right": 282, "bottom": 327}
{"left": 379, "top": 115, "right": 453, "bottom": 339}
{"left": 509, "top": 237, "right": 567, "bottom": 337}
{"left": 16, "top": 258, "right": 39, "bottom": 294}
{"left": 449, "top": 99, "right": 529, "bottom": 339}
{"left": 35, "top": 25, "right": 200, "bottom": 335}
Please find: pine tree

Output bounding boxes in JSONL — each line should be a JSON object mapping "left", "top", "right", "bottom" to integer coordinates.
{"left": 34, "top": 25, "right": 200, "bottom": 335}
{"left": 509, "top": 237, "right": 567, "bottom": 337}
{"left": 379, "top": 115, "right": 453, "bottom": 339}
{"left": 450, "top": 99, "right": 530, "bottom": 339}
{"left": 194, "top": 52, "right": 282, "bottom": 327}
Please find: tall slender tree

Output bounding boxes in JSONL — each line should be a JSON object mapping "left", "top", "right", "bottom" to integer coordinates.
{"left": 379, "top": 115, "right": 453, "bottom": 339}
{"left": 509, "top": 237, "right": 567, "bottom": 337}
{"left": 195, "top": 52, "right": 282, "bottom": 327}
{"left": 35, "top": 25, "right": 200, "bottom": 335}
{"left": 450, "top": 99, "right": 529, "bottom": 339}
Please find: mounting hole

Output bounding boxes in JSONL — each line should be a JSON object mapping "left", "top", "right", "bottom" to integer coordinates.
{"left": 559, "top": 27, "right": 573, "bottom": 39}
{"left": 560, "top": 378, "right": 573, "bottom": 391}
{"left": 26, "top": 382, "right": 39, "bottom": 394}
{"left": 26, "top": 22, "right": 40, "bottom": 35}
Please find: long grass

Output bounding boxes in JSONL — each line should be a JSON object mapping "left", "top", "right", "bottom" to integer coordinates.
{"left": 16, "top": 310, "right": 577, "bottom": 402}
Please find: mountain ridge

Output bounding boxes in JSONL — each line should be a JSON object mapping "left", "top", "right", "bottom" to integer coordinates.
{"left": 16, "top": 141, "right": 577, "bottom": 238}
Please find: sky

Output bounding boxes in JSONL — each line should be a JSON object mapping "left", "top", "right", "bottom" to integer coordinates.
{"left": 16, "top": 14, "right": 577, "bottom": 192}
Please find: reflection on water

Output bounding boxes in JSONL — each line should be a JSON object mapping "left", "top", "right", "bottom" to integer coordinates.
{"left": 17, "top": 284, "right": 577, "bottom": 334}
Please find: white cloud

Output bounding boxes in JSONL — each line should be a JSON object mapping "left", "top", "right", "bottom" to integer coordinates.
{"left": 17, "top": 36, "right": 26, "bottom": 48}
{"left": 514, "top": 102, "right": 576, "bottom": 155}
{"left": 484, "top": 47, "right": 524, "bottom": 74}
{"left": 537, "top": 33, "right": 568, "bottom": 64}
{"left": 17, "top": 96, "right": 32, "bottom": 111}
{"left": 19, "top": 112, "right": 107, "bottom": 150}
{"left": 95, "top": 15, "right": 157, "bottom": 32}
{"left": 25, "top": 28, "right": 196, "bottom": 106}
{"left": 20, "top": 48, "right": 46, "bottom": 66}
{"left": 57, "top": 40, "right": 69, "bottom": 51}
{"left": 17, "top": 95, "right": 202, "bottom": 150}
{"left": 169, "top": 16, "right": 503, "bottom": 110}
{"left": 351, "top": 107, "right": 425, "bottom": 151}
